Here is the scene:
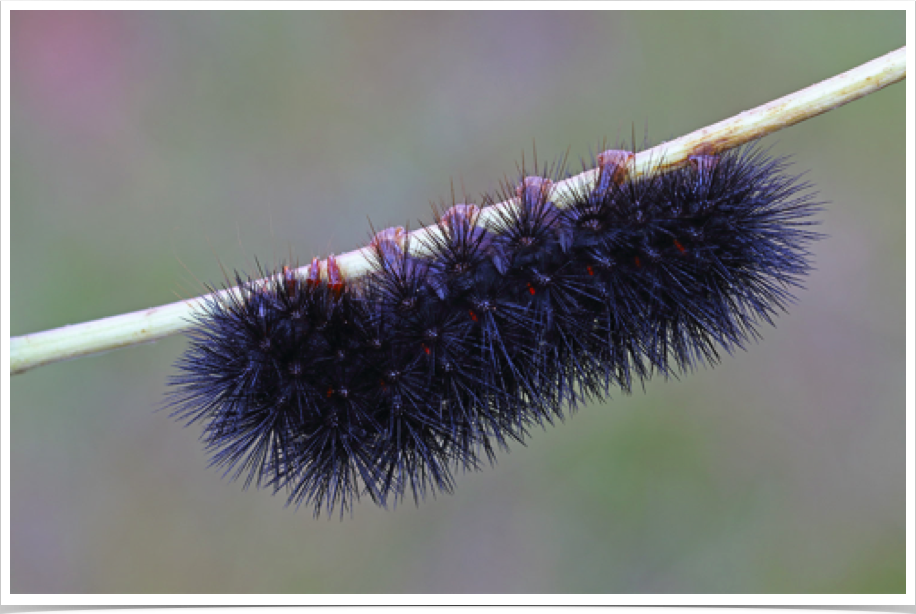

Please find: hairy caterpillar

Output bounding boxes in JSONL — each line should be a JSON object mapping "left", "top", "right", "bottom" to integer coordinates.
{"left": 168, "top": 143, "right": 820, "bottom": 516}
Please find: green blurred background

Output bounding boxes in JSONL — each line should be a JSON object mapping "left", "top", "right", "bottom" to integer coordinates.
{"left": 10, "top": 11, "right": 905, "bottom": 593}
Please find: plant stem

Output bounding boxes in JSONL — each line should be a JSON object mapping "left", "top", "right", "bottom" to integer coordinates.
{"left": 10, "top": 46, "right": 906, "bottom": 376}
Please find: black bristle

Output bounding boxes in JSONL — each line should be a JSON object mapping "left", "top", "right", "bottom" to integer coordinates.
{"left": 168, "top": 143, "right": 822, "bottom": 517}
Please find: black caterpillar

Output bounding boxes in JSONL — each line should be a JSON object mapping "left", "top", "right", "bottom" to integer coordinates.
{"left": 169, "top": 144, "right": 821, "bottom": 516}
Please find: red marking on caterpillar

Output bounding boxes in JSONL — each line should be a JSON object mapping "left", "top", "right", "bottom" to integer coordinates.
{"left": 326, "top": 254, "right": 345, "bottom": 296}
{"left": 596, "top": 149, "right": 635, "bottom": 186}
{"left": 169, "top": 143, "right": 822, "bottom": 517}
{"left": 306, "top": 257, "right": 321, "bottom": 287}
{"left": 282, "top": 265, "right": 297, "bottom": 296}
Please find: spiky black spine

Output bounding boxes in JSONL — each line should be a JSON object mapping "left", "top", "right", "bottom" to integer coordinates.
{"left": 168, "top": 144, "right": 821, "bottom": 516}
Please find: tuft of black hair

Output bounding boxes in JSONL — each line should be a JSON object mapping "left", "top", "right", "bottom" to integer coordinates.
{"left": 169, "top": 143, "right": 821, "bottom": 516}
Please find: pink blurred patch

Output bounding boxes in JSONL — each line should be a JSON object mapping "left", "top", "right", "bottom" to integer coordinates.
{"left": 12, "top": 11, "right": 136, "bottom": 136}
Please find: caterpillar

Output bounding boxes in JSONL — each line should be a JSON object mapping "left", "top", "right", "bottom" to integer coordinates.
{"left": 168, "top": 143, "right": 821, "bottom": 516}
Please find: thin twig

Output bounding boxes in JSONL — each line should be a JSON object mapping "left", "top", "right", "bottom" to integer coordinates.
{"left": 10, "top": 46, "right": 906, "bottom": 376}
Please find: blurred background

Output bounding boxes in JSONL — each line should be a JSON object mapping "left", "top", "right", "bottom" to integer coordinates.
{"left": 10, "top": 11, "right": 905, "bottom": 593}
